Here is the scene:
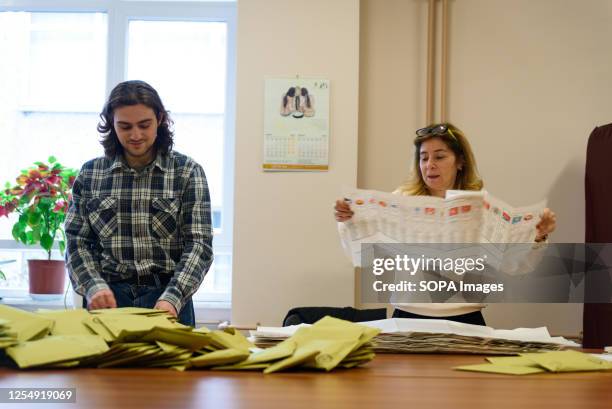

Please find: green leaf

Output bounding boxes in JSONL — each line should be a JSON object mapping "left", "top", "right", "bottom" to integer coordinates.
{"left": 58, "top": 240, "right": 66, "bottom": 255}
{"left": 40, "top": 233, "right": 53, "bottom": 251}
{"left": 31, "top": 227, "right": 41, "bottom": 242}
{"left": 34, "top": 161, "right": 45, "bottom": 167}
{"left": 48, "top": 156, "right": 57, "bottom": 164}
{"left": 12, "top": 222, "right": 26, "bottom": 241}
{"left": 37, "top": 199, "right": 51, "bottom": 212}
{"left": 19, "top": 195, "right": 31, "bottom": 206}
{"left": 19, "top": 232, "right": 27, "bottom": 245}
{"left": 0, "top": 269, "right": 5, "bottom": 280}
{"left": 11, "top": 224, "right": 20, "bottom": 241}
{"left": 27, "top": 211, "right": 41, "bottom": 227}
{"left": 26, "top": 231, "right": 35, "bottom": 245}
{"left": 4, "top": 182, "right": 10, "bottom": 189}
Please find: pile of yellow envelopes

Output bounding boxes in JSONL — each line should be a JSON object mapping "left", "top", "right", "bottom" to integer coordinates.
{"left": 0, "top": 317, "right": 17, "bottom": 349}
{"left": 0, "top": 305, "right": 378, "bottom": 373}
{"left": 454, "top": 350, "right": 612, "bottom": 375}
{"left": 196, "top": 316, "right": 380, "bottom": 373}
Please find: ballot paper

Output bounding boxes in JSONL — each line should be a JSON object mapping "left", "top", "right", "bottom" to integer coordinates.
{"left": 250, "top": 318, "right": 579, "bottom": 355}
{"left": 338, "top": 188, "right": 546, "bottom": 266}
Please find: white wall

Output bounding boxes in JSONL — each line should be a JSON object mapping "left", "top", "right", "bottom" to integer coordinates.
{"left": 232, "top": 0, "right": 611, "bottom": 334}
{"left": 359, "top": 0, "right": 612, "bottom": 335}
{"left": 232, "top": 0, "right": 360, "bottom": 326}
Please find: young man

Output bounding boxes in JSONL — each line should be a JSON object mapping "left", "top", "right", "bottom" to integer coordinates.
{"left": 66, "top": 80, "right": 213, "bottom": 326}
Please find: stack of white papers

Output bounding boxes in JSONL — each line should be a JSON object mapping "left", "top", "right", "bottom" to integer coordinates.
{"left": 250, "top": 318, "right": 579, "bottom": 355}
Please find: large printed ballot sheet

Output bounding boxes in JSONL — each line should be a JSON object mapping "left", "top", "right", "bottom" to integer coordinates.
{"left": 338, "top": 189, "right": 546, "bottom": 266}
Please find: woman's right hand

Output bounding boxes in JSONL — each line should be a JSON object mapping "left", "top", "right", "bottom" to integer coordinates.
{"left": 334, "top": 199, "right": 354, "bottom": 222}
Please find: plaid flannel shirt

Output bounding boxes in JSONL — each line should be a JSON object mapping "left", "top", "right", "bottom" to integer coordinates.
{"left": 65, "top": 150, "right": 213, "bottom": 313}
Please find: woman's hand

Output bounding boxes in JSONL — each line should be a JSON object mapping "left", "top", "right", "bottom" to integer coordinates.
{"left": 334, "top": 199, "right": 354, "bottom": 222}
{"left": 535, "top": 208, "right": 557, "bottom": 242}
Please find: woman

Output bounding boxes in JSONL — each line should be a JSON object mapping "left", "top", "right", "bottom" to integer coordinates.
{"left": 297, "top": 87, "right": 315, "bottom": 117}
{"left": 280, "top": 87, "right": 297, "bottom": 116}
{"left": 334, "top": 123, "right": 557, "bottom": 325}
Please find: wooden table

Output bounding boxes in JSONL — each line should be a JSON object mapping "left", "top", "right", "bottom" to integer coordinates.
{"left": 1, "top": 353, "right": 611, "bottom": 409}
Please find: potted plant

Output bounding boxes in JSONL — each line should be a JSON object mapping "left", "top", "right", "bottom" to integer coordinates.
{"left": 0, "top": 156, "right": 77, "bottom": 299}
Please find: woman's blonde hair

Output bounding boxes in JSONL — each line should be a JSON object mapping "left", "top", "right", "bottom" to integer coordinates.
{"left": 395, "top": 123, "right": 483, "bottom": 196}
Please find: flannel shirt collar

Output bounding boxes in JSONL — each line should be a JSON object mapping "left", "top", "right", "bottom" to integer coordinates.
{"left": 108, "top": 150, "right": 170, "bottom": 173}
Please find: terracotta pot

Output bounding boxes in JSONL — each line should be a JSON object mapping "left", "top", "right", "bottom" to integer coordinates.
{"left": 28, "top": 260, "right": 66, "bottom": 297}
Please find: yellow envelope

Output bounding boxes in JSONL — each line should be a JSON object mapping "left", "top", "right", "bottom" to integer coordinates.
{"left": 98, "top": 345, "right": 161, "bottom": 368}
{"left": 194, "top": 326, "right": 211, "bottom": 334}
{"left": 6, "top": 335, "right": 109, "bottom": 369}
{"left": 213, "top": 363, "right": 270, "bottom": 371}
{"left": 82, "top": 316, "right": 115, "bottom": 342}
{"left": 170, "top": 364, "right": 190, "bottom": 371}
{"left": 190, "top": 348, "right": 250, "bottom": 368}
{"left": 156, "top": 341, "right": 186, "bottom": 353}
{"left": 139, "top": 327, "right": 211, "bottom": 350}
{"left": 89, "top": 307, "right": 170, "bottom": 316}
{"left": 0, "top": 319, "right": 17, "bottom": 349}
{"left": 341, "top": 351, "right": 376, "bottom": 365}
{"left": 263, "top": 346, "right": 320, "bottom": 374}
{"left": 146, "top": 351, "right": 194, "bottom": 367}
{"left": 454, "top": 364, "right": 546, "bottom": 375}
{"left": 305, "top": 338, "right": 360, "bottom": 371}
{"left": 44, "top": 360, "right": 81, "bottom": 369}
{"left": 525, "top": 350, "right": 612, "bottom": 372}
{"left": 288, "top": 326, "right": 362, "bottom": 371}
{"left": 94, "top": 314, "right": 188, "bottom": 341}
{"left": 240, "top": 340, "right": 297, "bottom": 365}
{"left": 340, "top": 356, "right": 376, "bottom": 368}
{"left": 0, "top": 305, "right": 53, "bottom": 342}
{"left": 37, "top": 309, "right": 94, "bottom": 336}
{"left": 486, "top": 354, "right": 542, "bottom": 367}
{"left": 79, "top": 342, "right": 150, "bottom": 366}
{"left": 313, "top": 316, "right": 380, "bottom": 351}
{"left": 207, "top": 329, "right": 253, "bottom": 352}
{"left": 216, "top": 340, "right": 297, "bottom": 370}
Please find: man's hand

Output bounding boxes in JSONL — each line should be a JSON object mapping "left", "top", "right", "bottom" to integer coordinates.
{"left": 154, "top": 300, "right": 177, "bottom": 318}
{"left": 88, "top": 289, "right": 117, "bottom": 310}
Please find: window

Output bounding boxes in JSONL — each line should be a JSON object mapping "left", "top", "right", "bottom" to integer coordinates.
{"left": 0, "top": 1, "right": 236, "bottom": 305}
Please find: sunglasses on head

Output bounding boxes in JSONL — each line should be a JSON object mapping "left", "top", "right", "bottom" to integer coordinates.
{"left": 415, "top": 124, "right": 458, "bottom": 141}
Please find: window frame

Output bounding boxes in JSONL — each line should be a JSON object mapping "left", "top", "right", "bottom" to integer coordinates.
{"left": 0, "top": 0, "right": 236, "bottom": 308}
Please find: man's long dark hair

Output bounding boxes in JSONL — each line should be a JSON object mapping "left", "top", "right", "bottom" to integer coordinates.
{"left": 98, "top": 80, "right": 174, "bottom": 157}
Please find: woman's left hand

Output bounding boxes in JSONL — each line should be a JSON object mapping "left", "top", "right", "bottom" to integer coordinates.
{"left": 535, "top": 208, "right": 557, "bottom": 242}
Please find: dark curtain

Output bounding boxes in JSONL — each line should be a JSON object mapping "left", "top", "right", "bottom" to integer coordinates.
{"left": 584, "top": 123, "right": 612, "bottom": 348}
